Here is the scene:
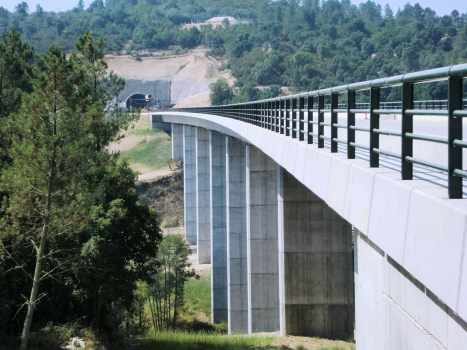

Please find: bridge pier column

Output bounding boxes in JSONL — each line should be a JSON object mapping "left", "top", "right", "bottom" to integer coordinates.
{"left": 196, "top": 128, "right": 211, "bottom": 264}
{"left": 171, "top": 123, "right": 184, "bottom": 161}
{"left": 183, "top": 125, "right": 197, "bottom": 245}
{"left": 246, "top": 146, "right": 279, "bottom": 333}
{"left": 210, "top": 130, "right": 227, "bottom": 323}
{"left": 226, "top": 137, "right": 248, "bottom": 333}
{"left": 278, "top": 168, "right": 354, "bottom": 339}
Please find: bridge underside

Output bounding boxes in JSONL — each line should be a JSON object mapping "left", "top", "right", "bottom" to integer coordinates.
{"left": 163, "top": 118, "right": 467, "bottom": 349}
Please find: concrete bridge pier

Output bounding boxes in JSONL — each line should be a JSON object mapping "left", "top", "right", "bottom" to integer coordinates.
{"left": 171, "top": 123, "right": 184, "bottom": 161}
{"left": 210, "top": 130, "right": 228, "bottom": 323}
{"left": 183, "top": 125, "right": 197, "bottom": 245}
{"left": 278, "top": 168, "right": 354, "bottom": 339}
{"left": 246, "top": 146, "right": 279, "bottom": 333}
{"left": 196, "top": 127, "right": 211, "bottom": 263}
{"left": 226, "top": 137, "right": 248, "bottom": 333}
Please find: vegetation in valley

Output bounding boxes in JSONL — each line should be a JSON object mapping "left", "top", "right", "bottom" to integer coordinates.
{"left": 119, "top": 133, "right": 172, "bottom": 171}
{"left": 184, "top": 270, "right": 211, "bottom": 319}
{"left": 1, "top": 0, "right": 466, "bottom": 103}
{"left": 136, "top": 171, "right": 184, "bottom": 227}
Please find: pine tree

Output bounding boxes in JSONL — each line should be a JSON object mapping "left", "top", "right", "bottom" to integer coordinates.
{"left": 1, "top": 44, "right": 103, "bottom": 350}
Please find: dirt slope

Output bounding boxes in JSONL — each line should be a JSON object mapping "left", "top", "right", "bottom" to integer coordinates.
{"left": 106, "top": 51, "right": 230, "bottom": 104}
{"left": 135, "top": 170, "right": 184, "bottom": 228}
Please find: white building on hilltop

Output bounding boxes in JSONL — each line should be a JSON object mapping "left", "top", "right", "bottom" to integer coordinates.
{"left": 206, "top": 16, "right": 237, "bottom": 24}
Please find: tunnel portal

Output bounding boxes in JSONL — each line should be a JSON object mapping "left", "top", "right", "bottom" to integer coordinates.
{"left": 126, "top": 93, "right": 148, "bottom": 109}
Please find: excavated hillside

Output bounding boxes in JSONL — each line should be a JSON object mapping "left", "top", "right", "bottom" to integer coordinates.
{"left": 106, "top": 50, "right": 231, "bottom": 105}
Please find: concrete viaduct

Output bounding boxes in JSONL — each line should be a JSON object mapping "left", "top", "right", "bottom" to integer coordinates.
{"left": 151, "top": 64, "right": 467, "bottom": 349}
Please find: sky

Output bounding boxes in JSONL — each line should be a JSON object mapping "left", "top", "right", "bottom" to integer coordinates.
{"left": 0, "top": 0, "right": 466, "bottom": 17}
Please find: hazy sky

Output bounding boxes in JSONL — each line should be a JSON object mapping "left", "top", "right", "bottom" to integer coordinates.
{"left": 1, "top": 0, "right": 466, "bottom": 17}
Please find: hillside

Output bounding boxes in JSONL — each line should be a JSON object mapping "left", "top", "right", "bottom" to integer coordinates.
{"left": 2, "top": 1, "right": 465, "bottom": 103}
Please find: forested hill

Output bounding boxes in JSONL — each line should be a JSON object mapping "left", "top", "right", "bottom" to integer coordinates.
{"left": 2, "top": 0, "right": 466, "bottom": 96}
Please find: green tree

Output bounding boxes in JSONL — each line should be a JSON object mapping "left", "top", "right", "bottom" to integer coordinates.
{"left": 14, "top": 2, "right": 29, "bottom": 18}
{"left": 0, "top": 27, "right": 32, "bottom": 121}
{"left": 1, "top": 44, "right": 104, "bottom": 350}
{"left": 77, "top": 0, "right": 85, "bottom": 11}
{"left": 73, "top": 31, "right": 136, "bottom": 151}
{"left": 209, "top": 78, "right": 233, "bottom": 105}
{"left": 147, "top": 234, "right": 197, "bottom": 330}
{"left": 73, "top": 162, "right": 162, "bottom": 330}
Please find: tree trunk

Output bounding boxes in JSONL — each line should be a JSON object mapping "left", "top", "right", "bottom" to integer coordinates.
{"left": 148, "top": 294, "right": 156, "bottom": 331}
{"left": 20, "top": 133, "right": 55, "bottom": 350}
{"left": 19, "top": 171, "right": 53, "bottom": 350}
{"left": 173, "top": 269, "right": 178, "bottom": 329}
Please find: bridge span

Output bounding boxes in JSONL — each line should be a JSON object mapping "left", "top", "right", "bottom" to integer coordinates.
{"left": 151, "top": 64, "right": 467, "bottom": 349}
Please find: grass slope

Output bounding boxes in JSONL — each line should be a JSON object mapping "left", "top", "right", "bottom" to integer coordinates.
{"left": 135, "top": 331, "right": 274, "bottom": 350}
{"left": 184, "top": 270, "right": 211, "bottom": 319}
{"left": 119, "top": 132, "right": 171, "bottom": 171}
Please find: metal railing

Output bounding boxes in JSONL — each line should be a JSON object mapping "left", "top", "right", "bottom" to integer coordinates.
{"left": 325, "top": 100, "right": 467, "bottom": 110}
{"left": 172, "top": 64, "right": 467, "bottom": 199}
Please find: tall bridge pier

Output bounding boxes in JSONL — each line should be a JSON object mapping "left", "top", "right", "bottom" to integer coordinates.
{"left": 176, "top": 123, "right": 354, "bottom": 337}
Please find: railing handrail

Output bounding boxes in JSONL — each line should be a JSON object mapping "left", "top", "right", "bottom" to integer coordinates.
{"left": 170, "top": 63, "right": 467, "bottom": 199}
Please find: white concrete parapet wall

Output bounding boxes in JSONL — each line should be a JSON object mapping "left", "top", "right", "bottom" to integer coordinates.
{"left": 183, "top": 125, "right": 197, "bottom": 244}
{"left": 196, "top": 127, "right": 211, "bottom": 264}
{"left": 210, "top": 130, "right": 228, "bottom": 323}
{"left": 226, "top": 136, "right": 248, "bottom": 333}
{"left": 246, "top": 145, "right": 279, "bottom": 333}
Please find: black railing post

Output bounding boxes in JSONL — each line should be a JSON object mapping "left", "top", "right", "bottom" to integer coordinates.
{"left": 291, "top": 98, "right": 296, "bottom": 138}
{"left": 299, "top": 96, "right": 305, "bottom": 141}
{"left": 448, "top": 76, "right": 463, "bottom": 198}
{"left": 273, "top": 100, "right": 277, "bottom": 132}
{"left": 260, "top": 102, "right": 263, "bottom": 128}
{"left": 251, "top": 103, "right": 255, "bottom": 125}
{"left": 401, "top": 82, "right": 413, "bottom": 180}
{"left": 254, "top": 102, "right": 258, "bottom": 126}
{"left": 268, "top": 101, "right": 272, "bottom": 130}
{"left": 276, "top": 99, "right": 280, "bottom": 132}
{"left": 331, "top": 92, "right": 338, "bottom": 153}
{"left": 347, "top": 90, "right": 355, "bottom": 159}
{"left": 249, "top": 103, "right": 253, "bottom": 125}
{"left": 286, "top": 98, "right": 291, "bottom": 136}
{"left": 318, "top": 95, "right": 324, "bottom": 148}
{"left": 307, "top": 95, "right": 313, "bottom": 144}
{"left": 280, "top": 99, "right": 285, "bottom": 135}
{"left": 258, "top": 102, "right": 264, "bottom": 128}
{"left": 370, "top": 87, "right": 380, "bottom": 167}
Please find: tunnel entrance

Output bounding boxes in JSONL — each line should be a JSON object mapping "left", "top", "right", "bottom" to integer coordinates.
{"left": 126, "top": 93, "right": 148, "bottom": 109}
{"left": 125, "top": 92, "right": 174, "bottom": 110}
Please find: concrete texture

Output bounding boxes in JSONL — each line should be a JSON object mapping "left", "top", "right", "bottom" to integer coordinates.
{"left": 196, "top": 127, "right": 211, "bottom": 264}
{"left": 226, "top": 137, "right": 248, "bottom": 334}
{"left": 210, "top": 130, "right": 228, "bottom": 323}
{"left": 183, "top": 125, "right": 197, "bottom": 244}
{"left": 355, "top": 229, "right": 467, "bottom": 349}
{"left": 246, "top": 146, "right": 279, "bottom": 333}
{"left": 278, "top": 167, "right": 354, "bottom": 338}
{"left": 171, "top": 124, "right": 184, "bottom": 161}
